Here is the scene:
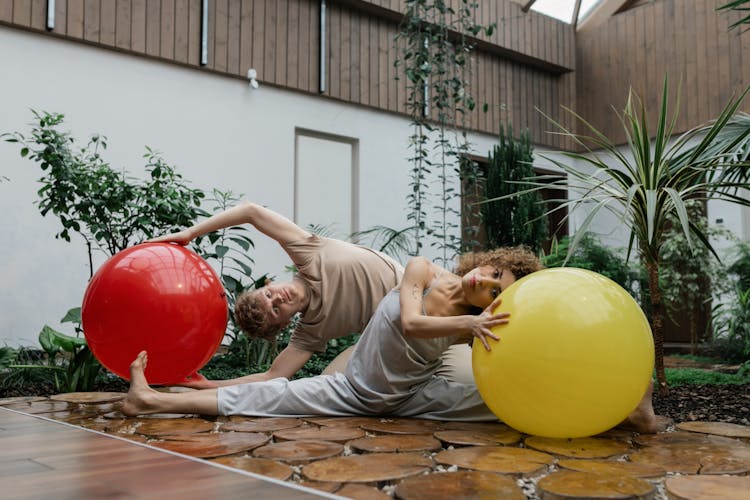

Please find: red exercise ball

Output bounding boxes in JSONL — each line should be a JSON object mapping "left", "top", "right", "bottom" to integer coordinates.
{"left": 82, "top": 243, "right": 227, "bottom": 385}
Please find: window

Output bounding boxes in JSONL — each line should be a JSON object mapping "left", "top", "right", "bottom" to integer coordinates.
{"left": 295, "top": 130, "right": 358, "bottom": 239}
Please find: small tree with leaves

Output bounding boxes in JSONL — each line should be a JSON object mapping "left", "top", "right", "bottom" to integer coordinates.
{"left": 482, "top": 126, "right": 548, "bottom": 252}
{"left": 3, "top": 111, "right": 207, "bottom": 278}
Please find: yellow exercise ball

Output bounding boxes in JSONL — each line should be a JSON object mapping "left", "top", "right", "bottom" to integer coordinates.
{"left": 472, "top": 267, "right": 654, "bottom": 438}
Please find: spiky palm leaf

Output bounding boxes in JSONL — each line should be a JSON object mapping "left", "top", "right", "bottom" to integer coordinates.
{"left": 718, "top": 0, "right": 750, "bottom": 30}
{"left": 487, "top": 76, "right": 750, "bottom": 394}
{"left": 350, "top": 225, "right": 416, "bottom": 262}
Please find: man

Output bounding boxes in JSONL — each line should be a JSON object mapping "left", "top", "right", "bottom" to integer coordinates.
{"left": 150, "top": 201, "right": 403, "bottom": 387}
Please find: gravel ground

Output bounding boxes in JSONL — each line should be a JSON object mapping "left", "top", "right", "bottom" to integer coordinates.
{"left": 651, "top": 383, "right": 750, "bottom": 425}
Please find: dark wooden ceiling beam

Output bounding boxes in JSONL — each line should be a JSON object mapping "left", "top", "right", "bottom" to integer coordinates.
{"left": 572, "top": 0, "right": 583, "bottom": 28}
{"left": 522, "top": 0, "right": 538, "bottom": 13}
{"left": 578, "top": 0, "right": 632, "bottom": 33}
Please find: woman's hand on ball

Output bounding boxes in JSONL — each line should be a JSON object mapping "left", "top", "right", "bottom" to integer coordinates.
{"left": 471, "top": 296, "right": 509, "bottom": 351}
{"left": 148, "top": 230, "right": 193, "bottom": 246}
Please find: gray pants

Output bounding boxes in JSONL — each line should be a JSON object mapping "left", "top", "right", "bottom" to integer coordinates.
{"left": 217, "top": 291, "right": 497, "bottom": 421}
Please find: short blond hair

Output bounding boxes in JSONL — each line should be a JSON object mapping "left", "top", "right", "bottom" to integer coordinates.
{"left": 455, "top": 246, "right": 543, "bottom": 280}
{"left": 234, "top": 289, "right": 282, "bottom": 341}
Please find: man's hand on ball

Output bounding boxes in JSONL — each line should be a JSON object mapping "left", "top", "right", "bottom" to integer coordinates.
{"left": 148, "top": 230, "right": 193, "bottom": 246}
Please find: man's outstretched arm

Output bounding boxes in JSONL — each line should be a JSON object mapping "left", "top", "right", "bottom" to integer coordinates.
{"left": 179, "top": 344, "right": 315, "bottom": 389}
{"left": 150, "top": 202, "right": 311, "bottom": 246}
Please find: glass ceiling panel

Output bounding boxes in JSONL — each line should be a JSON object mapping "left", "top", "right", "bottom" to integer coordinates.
{"left": 530, "top": 0, "right": 604, "bottom": 25}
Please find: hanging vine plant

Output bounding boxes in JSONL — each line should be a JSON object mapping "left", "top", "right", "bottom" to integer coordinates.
{"left": 395, "top": 0, "right": 494, "bottom": 264}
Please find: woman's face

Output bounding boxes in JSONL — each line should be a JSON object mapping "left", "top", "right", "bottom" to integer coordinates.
{"left": 461, "top": 265, "right": 517, "bottom": 308}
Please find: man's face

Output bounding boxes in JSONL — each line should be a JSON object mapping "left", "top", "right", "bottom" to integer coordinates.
{"left": 256, "top": 282, "right": 303, "bottom": 327}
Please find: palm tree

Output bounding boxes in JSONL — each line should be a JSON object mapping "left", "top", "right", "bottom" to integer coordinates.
{"left": 497, "top": 77, "right": 750, "bottom": 395}
{"left": 718, "top": 0, "right": 750, "bottom": 30}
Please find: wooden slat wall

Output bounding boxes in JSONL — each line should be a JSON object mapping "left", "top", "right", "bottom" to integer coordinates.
{"left": 0, "top": 0, "right": 204, "bottom": 64}
{"left": 577, "top": 0, "right": 750, "bottom": 146}
{"left": 354, "top": 0, "right": 574, "bottom": 70}
{"left": 0, "top": 0, "right": 576, "bottom": 149}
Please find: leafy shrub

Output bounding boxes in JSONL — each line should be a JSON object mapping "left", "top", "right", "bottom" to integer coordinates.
{"left": 199, "top": 317, "right": 359, "bottom": 381}
{"left": 542, "top": 233, "right": 640, "bottom": 297}
{"left": 665, "top": 367, "right": 750, "bottom": 386}
{"left": 658, "top": 203, "right": 732, "bottom": 350}
{"left": 294, "top": 334, "right": 359, "bottom": 379}
{"left": 3, "top": 111, "right": 207, "bottom": 278}
{"left": 709, "top": 241, "right": 750, "bottom": 363}
{"left": 711, "top": 286, "right": 750, "bottom": 363}
{"left": 727, "top": 241, "right": 750, "bottom": 292}
{"left": 0, "top": 308, "right": 101, "bottom": 392}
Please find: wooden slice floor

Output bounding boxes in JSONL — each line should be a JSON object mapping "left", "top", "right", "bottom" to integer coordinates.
{"left": 0, "top": 408, "right": 326, "bottom": 499}
{"left": 3, "top": 395, "right": 750, "bottom": 499}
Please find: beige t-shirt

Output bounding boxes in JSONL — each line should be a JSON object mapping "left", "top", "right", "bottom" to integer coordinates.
{"left": 282, "top": 235, "right": 404, "bottom": 352}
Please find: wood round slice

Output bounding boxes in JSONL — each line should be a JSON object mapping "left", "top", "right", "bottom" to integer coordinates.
{"left": 102, "top": 411, "right": 127, "bottom": 419}
{"left": 629, "top": 441, "right": 750, "bottom": 474}
{"left": 78, "top": 402, "right": 119, "bottom": 415}
{"left": 55, "top": 413, "right": 101, "bottom": 426}
{"left": 335, "top": 483, "right": 391, "bottom": 499}
{"left": 537, "top": 470, "right": 655, "bottom": 500}
{"left": 348, "top": 434, "right": 442, "bottom": 453}
{"left": 102, "top": 419, "right": 129, "bottom": 433}
{"left": 210, "top": 456, "right": 293, "bottom": 480}
{"left": 221, "top": 417, "right": 303, "bottom": 433}
{"left": 49, "top": 392, "right": 126, "bottom": 404}
{"left": 135, "top": 417, "right": 214, "bottom": 436}
{"left": 594, "top": 428, "right": 637, "bottom": 442}
{"left": 395, "top": 471, "right": 524, "bottom": 500}
{"left": 296, "top": 480, "right": 341, "bottom": 493}
{"left": 360, "top": 418, "right": 444, "bottom": 435}
{"left": 253, "top": 439, "right": 344, "bottom": 464}
{"left": 524, "top": 436, "right": 631, "bottom": 459}
{"left": 676, "top": 421, "right": 750, "bottom": 440}
{"left": 441, "top": 421, "right": 512, "bottom": 433}
{"left": 4, "top": 400, "right": 71, "bottom": 414}
{"left": 665, "top": 475, "right": 750, "bottom": 500}
{"left": 434, "top": 428, "right": 522, "bottom": 447}
{"left": 273, "top": 425, "right": 364, "bottom": 442}
{"left": 435, "top": 446, "right": 554, "bottom": 476}
{"left": 557, "top": 459, "right": 666, "bottom": 478}
{"left": 68, "top": 404, "right": 115, "bottom": 419}
{"left": 152, "top": 432, "right": 270, "bottom": 458}
{"left": 700, "top": 451, "right": 750, "bottom": 475}
{"left": 633, "top": 431, "right": 739, "bottom": 447}
{"left": 302, "top": 453, "right": 433, "bottom": 483}
{"left": 80, "top": 418, "right": 112, "bottom": 432}
{"left": 303, "top": 416, "right": 382, "bottom": 428}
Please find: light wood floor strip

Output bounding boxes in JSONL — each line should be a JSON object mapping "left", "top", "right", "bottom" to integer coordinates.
{"left": 0, "top": 408, "right": 328, "bottom": 499}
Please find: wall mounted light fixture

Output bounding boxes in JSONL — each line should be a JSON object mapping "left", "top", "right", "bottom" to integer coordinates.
{"left": 247, "top": 69, "right": 259, "bottom": 89}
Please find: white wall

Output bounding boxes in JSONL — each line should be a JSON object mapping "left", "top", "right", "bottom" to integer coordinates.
{"left": 0, "top": 26, "right": 502, "bottom": 347}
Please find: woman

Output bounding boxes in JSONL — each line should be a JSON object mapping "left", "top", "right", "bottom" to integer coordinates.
{"left": 122, "top": 247, "right": 658, "bottom": 431}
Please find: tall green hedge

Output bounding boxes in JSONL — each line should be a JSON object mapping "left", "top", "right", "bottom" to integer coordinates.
{"left": 482, "top": 126, "right": 547, "bottom": 252}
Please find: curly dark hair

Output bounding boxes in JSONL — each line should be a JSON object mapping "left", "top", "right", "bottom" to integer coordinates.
{"left": 454, "top": 246, "right": 543, "bottom": 280}
{"left": 234, "top": 289, "right": 282, "bottom": 341}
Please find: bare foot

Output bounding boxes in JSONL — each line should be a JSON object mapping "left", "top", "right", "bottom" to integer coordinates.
{"left": 121, "top": 351, "right": 161, "bottom": 416}
{"left": 619, "top": 380, "right": 663, "bottom": 434}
